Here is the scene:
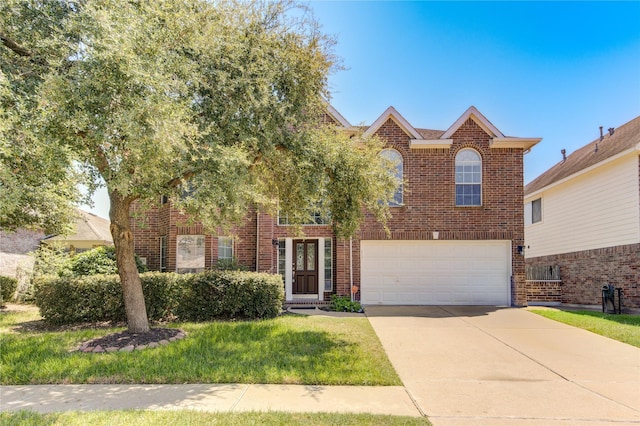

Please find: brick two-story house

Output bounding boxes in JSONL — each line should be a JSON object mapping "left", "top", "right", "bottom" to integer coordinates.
{"left": 131, "top": 105, "right": 541, "bottom": 306}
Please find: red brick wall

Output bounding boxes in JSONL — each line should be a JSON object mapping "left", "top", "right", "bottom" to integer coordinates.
{"left": 130, "top": 201, "right": 257, "bottom": 272}
{"left": 356, "top": 118, "right": 526, "bottom": 305}
{"left": 526, "top": 244, "right": 640, "bottom": 309}
{"left": 130, "top": 116, "right": 528, "bottom": 305}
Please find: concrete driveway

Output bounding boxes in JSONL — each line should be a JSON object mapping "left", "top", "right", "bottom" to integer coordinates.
{"left": 366, "top": 306, "right": 640, "bottom": 426}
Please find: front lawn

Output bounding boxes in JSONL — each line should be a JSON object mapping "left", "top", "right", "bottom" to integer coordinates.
{"left": 1, "top": 410, "right": 431, "bottom": 426}
{"left": 0, "top": 306, "right": 400, "bottom": 386}
{"left": 530, "top": 309, "right": 640, "bottom": 348}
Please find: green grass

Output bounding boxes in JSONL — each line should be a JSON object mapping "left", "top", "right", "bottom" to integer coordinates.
{"left": 530, "top": 309, "right": 640, "bottom": 347}
{"left": 1, "top": 410, "right": 431, "bottom": 426}
{"left": 0, "top": 306, "right": 400, "bottom": 386}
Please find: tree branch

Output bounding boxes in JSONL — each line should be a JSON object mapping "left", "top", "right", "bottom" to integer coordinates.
{"left": 0, "top": 33, "right": 32, "bottom": 57}
{"left": 166, "top": 171, "right": 195, "bottom": 189}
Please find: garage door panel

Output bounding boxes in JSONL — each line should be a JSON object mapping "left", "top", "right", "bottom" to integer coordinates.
{"left": 361, "top": 240, "right": 511, "bottom": 306}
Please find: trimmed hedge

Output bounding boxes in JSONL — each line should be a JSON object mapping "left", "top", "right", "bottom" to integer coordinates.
{"left": 1, "top": 276, "right": 18, "bottom": 305}
{"left": 177, "top": 271, "right": 284, "bottom": 321}
{"left": 35, "top": 270, "right": 284, "bottom": 325}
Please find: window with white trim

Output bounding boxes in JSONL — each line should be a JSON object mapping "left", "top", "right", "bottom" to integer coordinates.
{"left": 277, "top": 239, "right": 286, "bottom": 282}
{"left": 324, "top": 238, "right": 333, "bottom": 292}
{"left": 455, "top": 149, "right": 482, "bottom": 206}
{"left": 159, "top": 235, "right": 167, "bottom": 272}
{"left": 380, "top": 148, "right": 403, "bottom": 206}
{"left": 176, "top": 235, "right": 205, "bottom": 273}
{"left": 217, "top": 237, "right": 233, "bottom": 261}
{"left": 525, "top": 198, "right": 542, "bottom": 225}
{"left": 277, "top": 210, "right": 330, "bottom": 226}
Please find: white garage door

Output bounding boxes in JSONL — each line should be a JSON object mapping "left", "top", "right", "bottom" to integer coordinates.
{"left": 360, "top": 240, "right": 511, "bottom": 305}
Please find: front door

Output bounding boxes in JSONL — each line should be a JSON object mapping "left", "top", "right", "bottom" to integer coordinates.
{"left": 293, "top": 240, "right": 318, "bottom": 294}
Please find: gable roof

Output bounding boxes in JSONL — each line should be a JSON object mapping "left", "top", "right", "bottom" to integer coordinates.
{"left": 362, "top": 106, "right": 424, "bottom": 139}
{"left": 43, "top": 209, "right": 113, "bottom": 244}
{"left": 328, "top": 104, "right": 540, "bottom": 150}
{"left": 324, "top": 103, "right": 351, "bottom": 128}
{"left": 442, "top": 106, "right": 505, "bottom": 139}
{"left": 525, "top": 115, "right": 640, "bottom": 196}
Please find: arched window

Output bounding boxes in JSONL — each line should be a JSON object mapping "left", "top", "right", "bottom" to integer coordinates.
{"left": 380, "top": 149, "right": 403, "bottom": 206}
{"left": 455, "top": 149, "right": 482, "bottom": 206}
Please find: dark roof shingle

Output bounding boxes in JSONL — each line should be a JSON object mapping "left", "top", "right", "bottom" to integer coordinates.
{"left": 525, "top": 116, "right": 640, "bottom": 195}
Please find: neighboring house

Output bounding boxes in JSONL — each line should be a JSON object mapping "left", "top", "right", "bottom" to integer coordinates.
{"left": 524, "top": 117, "right": 640, "bottom": 309}
{"left": 1, "top": 209, "right": 113, "bottom": 280}
{"left": 131, "top": 105, "right": 541, "bottom": 306}
{"left": 41, "top": 209, "right": 113, "bottom": 255}
{"left": 0, "top": 228, "right": 45, "bottom": 278}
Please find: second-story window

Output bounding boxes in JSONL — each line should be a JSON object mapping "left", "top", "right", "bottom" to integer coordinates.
{"left": 380, "top": 148, "right": 403, "bottom": 206}
{"left": 455, "top": 149, "right": 482, "bottom": 206}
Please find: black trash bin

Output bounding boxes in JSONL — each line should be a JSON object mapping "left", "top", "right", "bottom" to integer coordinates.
{"left": 601, "top": 284, "right": 622, "bottom": 314}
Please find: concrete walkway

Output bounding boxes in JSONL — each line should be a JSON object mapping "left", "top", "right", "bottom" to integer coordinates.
{"left": 366, "top": 306, "right": 640, "bottom": 426}
{"left": 0, "top": 384, "right": 419, "bottom": 416}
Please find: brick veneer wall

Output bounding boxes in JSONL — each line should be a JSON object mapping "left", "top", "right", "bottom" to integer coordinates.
{"left": 526, "top": 243, "right": 640, "bottom": 309}
{"left": 131, "top": 201, "right": 258, "bottom": 273}
{"left": 130, "top": 116, "right": 529, "bottom": 305}
{"left": 356, "top": 117, "right": 527, "bottom": 305}
{"left": 526, "top": 281, "right": 562, "bottom": 304}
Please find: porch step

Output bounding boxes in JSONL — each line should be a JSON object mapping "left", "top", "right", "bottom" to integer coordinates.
{"left": 284, "top": 300, "right": 331, "bottom": 309}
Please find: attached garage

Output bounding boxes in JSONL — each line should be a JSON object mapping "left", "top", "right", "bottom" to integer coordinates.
{"left": 360, "top": 240, "right": 511, "bottom": 305}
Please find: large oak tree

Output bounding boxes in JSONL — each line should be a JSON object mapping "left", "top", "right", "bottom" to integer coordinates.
{"left": 1, "top": 0, "right": 396, "bottom": 332}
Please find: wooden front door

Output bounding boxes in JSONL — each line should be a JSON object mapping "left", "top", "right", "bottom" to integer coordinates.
{"left": 293, "top": 240, "right": 318, "bottom": 294}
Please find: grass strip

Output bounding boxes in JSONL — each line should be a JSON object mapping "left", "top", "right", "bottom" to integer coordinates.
{"left": 1, "top": 410, "right": 432, "bottom": 426}
{"left": 1, "top": 308, "right": 400, "bottom": 386}
{"left": 530, "top": 309, "right": 640, "bottom": 348}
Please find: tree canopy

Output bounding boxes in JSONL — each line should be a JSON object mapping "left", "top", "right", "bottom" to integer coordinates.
{"left": 1, "top": 0, "right": 397, "bottom": 332}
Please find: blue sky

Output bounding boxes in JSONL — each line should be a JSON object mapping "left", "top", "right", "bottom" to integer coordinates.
{"left": 83, "top": 1, "right": 640, "bottom": 219}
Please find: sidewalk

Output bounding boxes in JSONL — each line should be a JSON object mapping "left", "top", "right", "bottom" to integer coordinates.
{"left": 0, "top": 384, "right": 421, "bottom": 416}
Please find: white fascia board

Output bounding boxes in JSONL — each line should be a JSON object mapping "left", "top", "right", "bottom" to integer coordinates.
{"left": 325, "top": 103, "right": 351, "bottom": 128}
{"left": 410, "top": 139, "right": 453, "bottom": 149}
{"left": 442, "top": 106, "right": 505, "bottom": 139}
{"left": 524, "top": 146, "right": 638, "bottom": 199}
{"left": 491, "top": 137, "right": 542, "bottom": 150}
{"left": 363, "top": 106, "right": 423, "bottom": 139}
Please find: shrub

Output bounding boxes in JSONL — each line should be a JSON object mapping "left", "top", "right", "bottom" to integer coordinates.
{"left": 31, "top": 243, "right": 72, "bottom": 278}
{"left": 140, "top": 272, "right": 184, "bottom": 321}
{"left": 35, "top": 270, "right": 283, "bottom": 325}
{"left": 35, "top": 273, "right": 186, "bottom": 325}
{"left": 330, "top": 295, "right": 362, "bottom": 313}
{"left": 69, "top": 246, "right": 147, "bottom": 276}
{"left": 35, "top": 275, "right": 124, "bottom": 325}
{"left": 0, "top": 276, "right": 18, "bottom": 305}
{"left": 177, "top": 271, "right": 284, "bottom": 321}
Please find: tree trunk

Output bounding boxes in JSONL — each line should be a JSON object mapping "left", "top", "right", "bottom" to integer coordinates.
{"left": 109, "top": 190, "right": 149, "bottom": 333}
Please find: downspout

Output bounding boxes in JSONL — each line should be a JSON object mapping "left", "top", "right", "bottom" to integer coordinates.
{"left": 349, "top": 237, "right": 354, "bottom": 302}
{"left": 255, "top": 211, "right": 260, "bottom": 272}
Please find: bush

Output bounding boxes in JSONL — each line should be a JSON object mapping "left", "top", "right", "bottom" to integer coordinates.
{"left": 35, "top": 270, "right": 283, "bottom": 325}
{"left": 330, "top": 295, "right": 362, "bottom": 313}
{"left": 69, "top": 246, "right": 147, "bottom": 276}
{"left": 35, "top": 275, "right": 124, "bottom": 325}
{"left": 175, "top": 271, "right": 284, "bottom": 321}
{"left": 0, "top": 276, "right": 18, "bottom": 305}
{"left": 141, "top": 272, "right": 184, "bottom": 321}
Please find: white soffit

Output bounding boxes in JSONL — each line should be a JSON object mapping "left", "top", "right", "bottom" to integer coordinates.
{"left": 363, "top": 106, "right": 423, "bottom": 139}
{"left": 410, "top": 139, "right": 453, "bottom": 149}
{"left": 491, "top": 137, "right": 542, "bottom": 150}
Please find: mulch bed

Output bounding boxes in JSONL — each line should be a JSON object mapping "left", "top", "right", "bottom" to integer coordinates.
{"left": 75, "top": 328, "right": 186, "bottom": 353}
